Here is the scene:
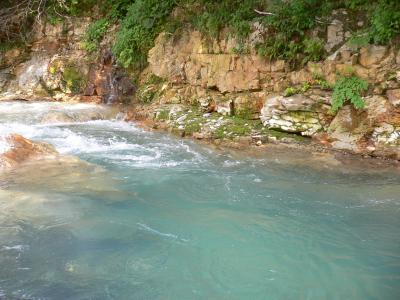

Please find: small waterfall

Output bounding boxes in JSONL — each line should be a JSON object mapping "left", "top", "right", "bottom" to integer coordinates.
{"left": 85, "top": 50, "right": 135, "bottom": 104}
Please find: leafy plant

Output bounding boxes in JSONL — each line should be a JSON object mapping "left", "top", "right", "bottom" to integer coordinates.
{"left": 112, "top": 0, "right": 177, "bottom": 68}
{"left": 283, "top": 82, "right": 311, "bottom": 97}
{"left": 254, "top": 0, "right": 334, "bottom": 64}
{"left": 191, "top": 0, "right": 261, "bottom": 38}
{"left": 283, "top": 87, "right": 298, "bottom": 97}
{"left": 331, "top": 75, "right": 368, "bottom": 112}
{"left": 369, "top": 0, "right": 400, "bottom": 44}
{"left": 315, "top": 78, "right": 332, "bottom": 90}
{"left": 82, "top": 18, "right": 109, "bottom": 53}
{"left": 303, "top": 37, "right": 325, "bottom": 62}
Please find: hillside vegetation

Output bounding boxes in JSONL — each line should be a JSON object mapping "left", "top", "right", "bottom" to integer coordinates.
{"left": 1, "top": 0, "right": 399, "bottom": 69}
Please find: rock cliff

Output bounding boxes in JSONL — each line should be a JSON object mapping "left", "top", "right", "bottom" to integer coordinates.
{"left": 136, "top": 22, "right": 400, "bottom": 159}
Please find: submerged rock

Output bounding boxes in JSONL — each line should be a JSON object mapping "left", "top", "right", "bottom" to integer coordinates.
{"left": 40, "top": 110, "right": 107, "bottom": 124}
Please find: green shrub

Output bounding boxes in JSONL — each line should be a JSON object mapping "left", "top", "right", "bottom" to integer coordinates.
{"left": 255, "top": 0, "right": 331, "bottom": 64}
{"left": 82, "top": 19, "right": 109, "bottom": 53}
{"left": 331, "top": 75, "right": 368, "bottom": 112}
{"left": 103, "top": 0, "right": 132, "bottom": 21}
{"left": 315, "top": 78, "right": 333, "bottom": 90}
{"left": 343, "top": 0, "right": 370, "bottom": 9}
{"left": 303, "top": 37, "right": 325, "bottom": 62}
{"left": 369, "top": 0, "right": 400, "bottom": 44}
{"left": 256, "top": 34, "right": 302, "bottom": 61}
{"left": 112, "top": 0, "right": 177, "bottom": 69}
{"left": 191, "top": 0, "right": 261, "bottom": 38}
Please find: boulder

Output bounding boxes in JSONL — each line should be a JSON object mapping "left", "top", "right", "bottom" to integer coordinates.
{"left": 327, "top": 105, "right": 367, "bottom": 152}
{"left": 0, "top": 134, "right": 58, "bottom": 170}
{"left": 260, "top": 95, "right": 324, "bottom": 136}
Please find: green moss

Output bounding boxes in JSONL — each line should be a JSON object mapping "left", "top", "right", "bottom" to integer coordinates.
{"left": 62, "top": 65, "right": 86, "bottom": 94}
{"left": 214, "top": 116, "right": 252, "bottom": 139}
{"left": 0, "top": 41, "right": 22, "bottom": 53}
{"left": 155, "top": 109, "right": 170, "bottom": 121}
{"left": 261, "top": 127, "right": 309, "bottom": 143}
{"left": 137, "top": 74, "right": 165, "bottom": 104}
{"left": 235, "top": 105, "right": 254, "bottom": 120}
{"left": 185, "top": 121, "right": 202, "bottom": 134}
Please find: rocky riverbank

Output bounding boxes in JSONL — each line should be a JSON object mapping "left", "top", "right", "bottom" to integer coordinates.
{"left": 1, "top": 8, "right": 399, "bottom": 161}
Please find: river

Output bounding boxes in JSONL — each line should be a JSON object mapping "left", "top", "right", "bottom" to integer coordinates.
{"left": 0, "top": 101, "right": 399, "bottom": 299}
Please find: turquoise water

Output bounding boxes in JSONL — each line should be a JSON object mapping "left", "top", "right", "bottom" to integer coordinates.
{"left": 0, "top": 102, "right": 399, "bottom": 299}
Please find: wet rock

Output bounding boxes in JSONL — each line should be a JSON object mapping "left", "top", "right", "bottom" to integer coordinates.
{"left": 84, "top": 50, "right": 135, "bottom": 103}
{"left": 14, "top": 55, "right": 50, "bottom": 93}
{"left": 0, "top": 134, "right": 58, "bottom": 170}
{"left": 40, "top": 110, "right": 107, "bottom": 124}
{"left": 327, "top": 105, "right": 365, "bottom": 152}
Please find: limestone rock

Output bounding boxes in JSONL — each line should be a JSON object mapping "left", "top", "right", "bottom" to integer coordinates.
{"left": 215, "top": 97, "right": 233, "bottom": 116}
{"left": 386, "top": 89, "right": 400, "bottom": 108}
{"left": 359, "top": 45, "right": 388, "bottom": 68}
{"left": 260, "top": 95, "right": 324, "bottom": 136}
{"left": 148, "top": 30, "right": 278, "bottom": 93}
{"left": 326, "top": 96, "right": 399, "bottom": 157}
{"left": 327, "top": 105, "right": 366, "bottom": 152}
{"left": 325, "top": 19, "right": 344, "bottom": 53}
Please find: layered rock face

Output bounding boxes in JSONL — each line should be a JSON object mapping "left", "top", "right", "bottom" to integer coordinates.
{"left": 145, "top": 21, "right": 400, "bottom": 159}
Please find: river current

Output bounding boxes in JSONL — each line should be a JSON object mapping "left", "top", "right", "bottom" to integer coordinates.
{"left": 0, "top": 101, "right": 399, "bottom": 299}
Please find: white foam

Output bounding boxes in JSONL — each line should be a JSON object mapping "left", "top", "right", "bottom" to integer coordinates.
{"left": 1, "top": 244, "right": 30, "bottom": 252}
{"left": 0, "top": 138, "right": 10, "bottom": 154}
{"left": 137, "top": 223, "right": 189, "bottom": 242}
{"left": 0, "top": 101, "right": 105, "bottom": 114}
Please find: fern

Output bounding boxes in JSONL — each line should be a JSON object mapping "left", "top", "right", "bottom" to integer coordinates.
{"left": 331, "top": 76, "right": 368, "bottom": 112}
